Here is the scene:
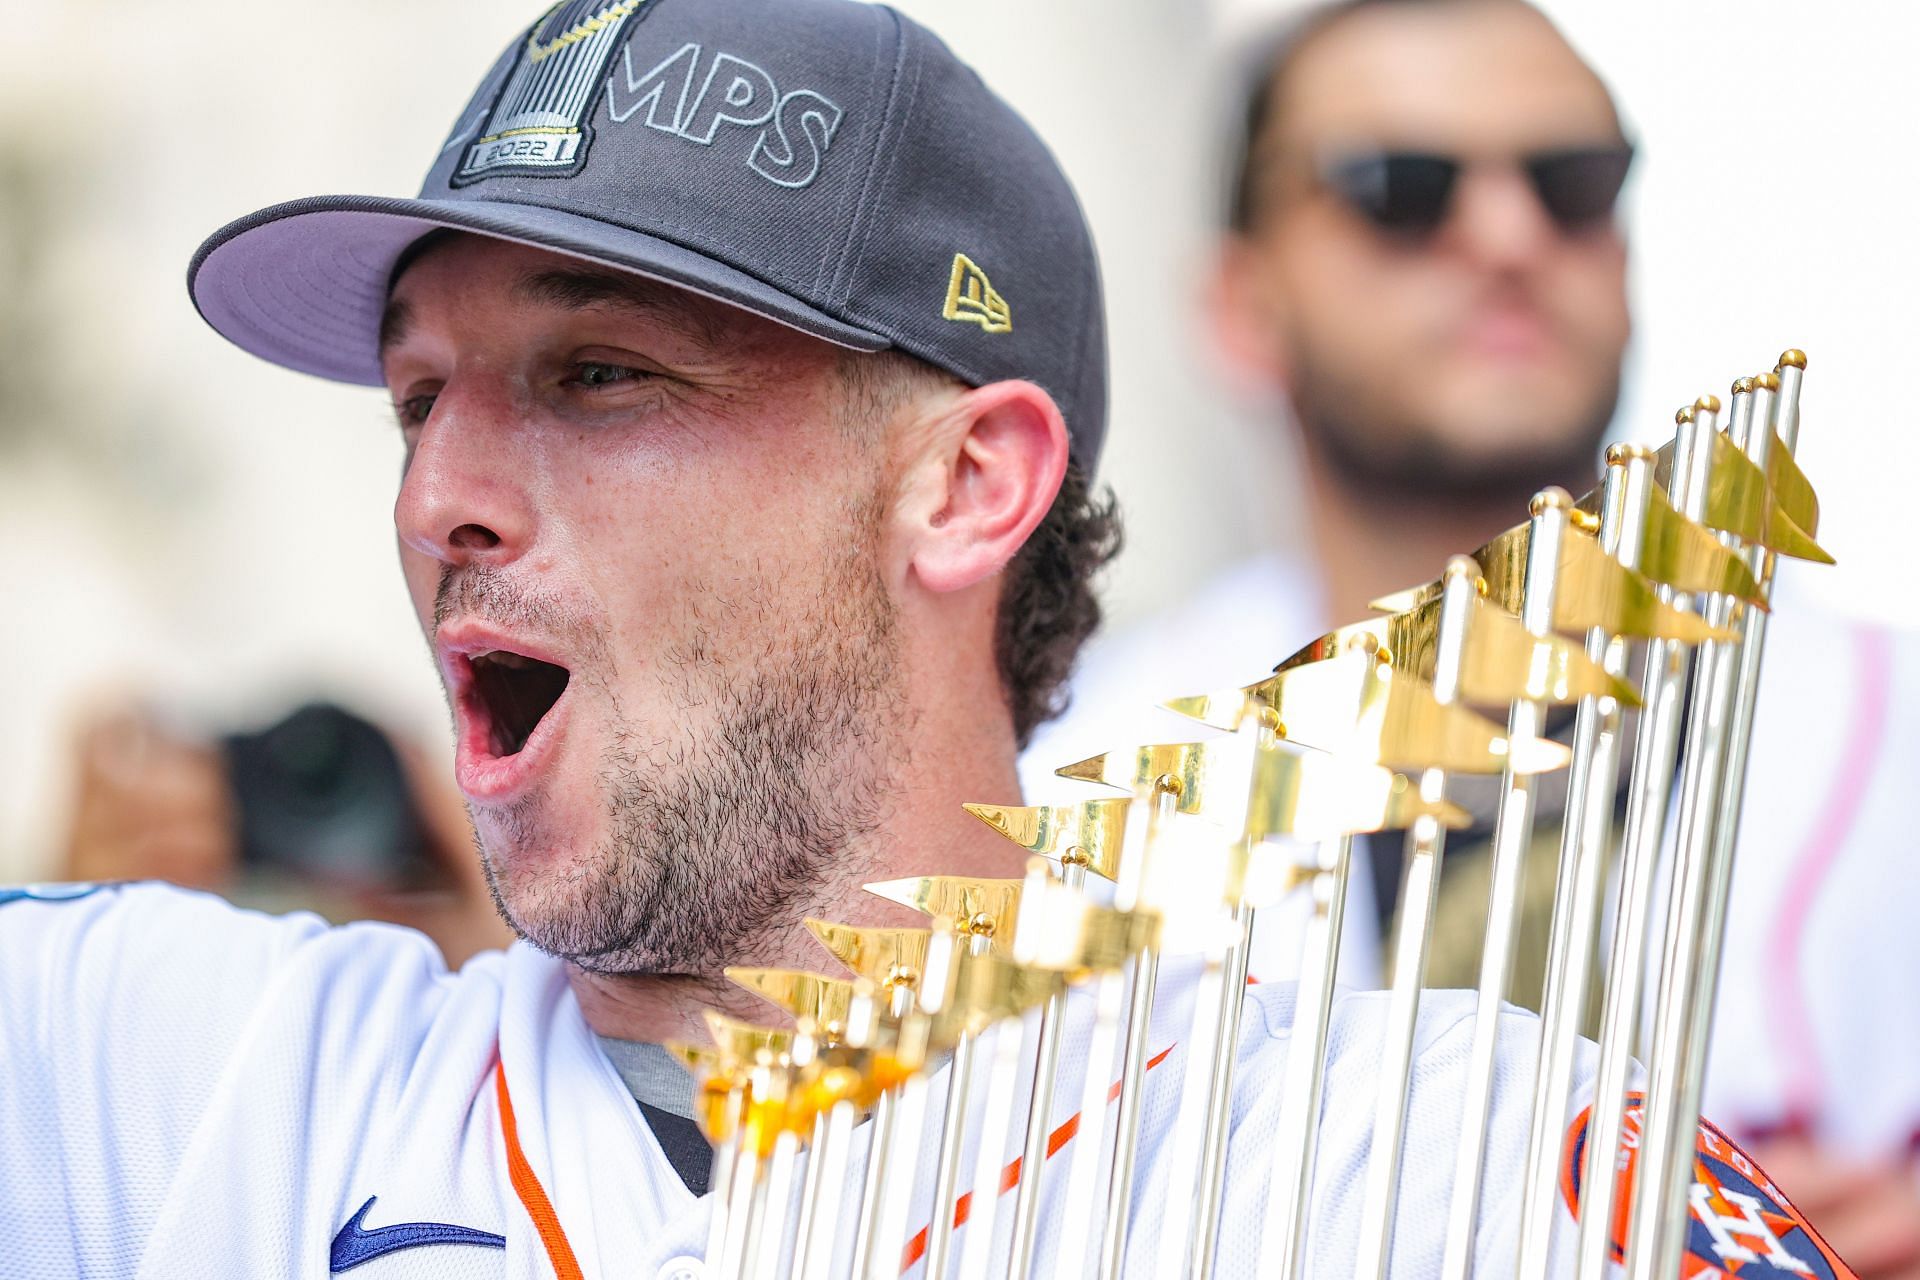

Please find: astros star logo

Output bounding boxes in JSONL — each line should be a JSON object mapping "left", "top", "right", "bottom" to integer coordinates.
{"left": 1559, "top": 1095, "right": 1856, "bottom": 1279}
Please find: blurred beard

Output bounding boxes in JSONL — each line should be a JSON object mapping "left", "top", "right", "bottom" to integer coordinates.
{"left": 1286, "top": 335, "right": 1619, "bottom": 510}
{"left": 476, "top": 493, "right": 906, "bottom": 977}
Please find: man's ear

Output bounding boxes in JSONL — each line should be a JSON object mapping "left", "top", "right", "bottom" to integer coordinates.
{"left": 902, "top": 380, "right": 1069, "bottom": 596}
{"left": 1207, "top": 236, "right": 1293, "bottom": 395}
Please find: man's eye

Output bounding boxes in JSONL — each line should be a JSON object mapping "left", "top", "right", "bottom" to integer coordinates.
{"left": 569, "top": 361, "right": 646, "bottom": 389}
{"left": 394, "top": 393, "right": 437, "bottom": 427}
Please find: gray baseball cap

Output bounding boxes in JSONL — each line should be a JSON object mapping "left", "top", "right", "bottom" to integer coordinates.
{"left": 187, "top": 0, "right": 1109, "bottom": 466}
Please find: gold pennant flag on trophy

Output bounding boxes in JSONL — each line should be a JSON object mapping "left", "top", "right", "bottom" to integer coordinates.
{"left": 1767, "top": 439, "right": 1820, "bottom": 537}
{"left": 1055, "top": 738, "right": 1250, "bottom": 816}
{"left": 671, "top": 1043, "right": 751, "bottom": 1145}
{"left": 1056, "top": 737, "right": 1469, "bottom": 842}
{"left": 1009, "top": 866, "right": 1161, "bottom": 973}
{"left": 725, "top": 967, "right": 862, "bottom": 1035}
{"left": 1266, "top": 596, "right": 1635, "bottom": 707}
{"left": 702, "top": 1009, "right": 795, "bottom": 1067}
{"left": 1240, "top": 744, "right": 1470, "bottom": 843}
{"left": 1372, "top": 520, "right": 1732, "bottom": 642}
{"left": 962, "top": 798, "right": 1129, "bottom": 881}
{"left": 1650, "top": 429, "right": 1832, "bottom": 562}
{"left": 1161, "top": 647, "right": 1572, "bottom": 774}
{"left": 1637, "top": 484, "right": 1767, "bottom": 602}
{"left": 862, "top": 876, "right": 1025, "bottom": 936}
{"left": 955, "top": 949, "right": 1064, "bottom": 1024}
{"left": 1454, "top": 589, "right": 1646, "bottom": 704}
{"left": 1553, "top": 529, "right": 1733, "bottom": 641}
{"left": 914, "top": 933, "right": 1062, "bottom": 1041}
{"left": 1698, "top": 431, "right": 1831, "bottom": 562}
{"left": 803, "top": 919, "right": 932, "bottom": 989}
{"left": 1570, "top": 477, "right": 1767, "bottom": 604}
{"left": 1645, "top": 406, "right": 1820, "bottom": 528}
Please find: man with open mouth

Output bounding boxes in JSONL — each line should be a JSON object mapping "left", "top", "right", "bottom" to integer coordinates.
{"left": 0, "top": 1, "right": 1855, "bottom": 1277}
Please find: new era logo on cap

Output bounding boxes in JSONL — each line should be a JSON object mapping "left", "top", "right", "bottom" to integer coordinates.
{"left": 188, "top": 0, "right": 1108, "bottom": 466}
{"left": 943, "top": 254, "right": 1010, "bottom": 334}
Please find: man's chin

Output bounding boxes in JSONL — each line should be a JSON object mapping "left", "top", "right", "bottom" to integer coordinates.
{"left": 483, "top": 864, "right": 625, "bottom": 964}
{"left": 476, "top": 824, "right": 600, "bottom": 930}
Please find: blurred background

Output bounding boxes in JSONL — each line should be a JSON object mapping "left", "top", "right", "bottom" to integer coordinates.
{"left": 2, "top": 0, "right": 1914, "bottom": 887}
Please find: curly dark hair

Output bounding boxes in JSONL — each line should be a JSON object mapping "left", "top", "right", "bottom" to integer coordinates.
{"left": 996, "top": 457, "right": 1121, "bottom": 745}
{"left": 839, "top": 350, "right": 1122, "bottom": 747}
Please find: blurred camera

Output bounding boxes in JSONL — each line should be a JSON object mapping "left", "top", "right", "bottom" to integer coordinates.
{"left": 222, "top": 701, "right": 435, "bottom": 890}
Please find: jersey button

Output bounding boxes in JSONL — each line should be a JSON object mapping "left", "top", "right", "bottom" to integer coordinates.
{"left": 654, "top": 1256, "right": 705, "bottom": 1280}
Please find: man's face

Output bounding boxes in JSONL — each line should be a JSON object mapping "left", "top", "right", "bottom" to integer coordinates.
{"left": 381, "top": 236, "right": 905, "bottom": 976}
{"left": 1234, "top": 0, "right": 1631, "bottom": 499}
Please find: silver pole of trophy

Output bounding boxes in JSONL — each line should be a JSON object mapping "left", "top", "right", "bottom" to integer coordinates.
{"left": 850, "top": 976, "right": 924, "bottom": 1280}
{"left": 706, "top": 1129, "right": 740, "bottom": 1274}
{"left": 1053, "top": 957, "right": 1131, "bottom": 1278}
{"left": 1353, "top": 557, "right": 1480, "bottom": 1280}
{"left": 849, "top": 979, "right": 921, "bottom": 1280}
{"left": 750, "top": 1127, "right": 803, "bottom": 1280}
{"left": 1150, "top": 876, "right": 1239, "bottom": 1277}
{"left": 791, "top": 1110, "right": 832, "bottom": 1273}
{"left": 1006, "top": 856, "right": 1088, "bottom": 1278}
{"left": 866, "top": 1060, "right": 935, "bottom": 1280}
{"left": 848, "top": 1085, "right": 895, "bottom": 1280}
{"left": 1514, "top": 444, "right": 1653, "bottom": 1275}
{"left": 957, "top": 1017, "right": 1029, "bottom": 1280}
{"left": 1257, "top": 833, "right": 1353, "bottom": 1277}
{"left": 1188, "top": 703, "right": 1337, "bottom": 1278}
{"left": 1665, "top": 360, "right": 1797, "bottom": 1228}
{"left": 797, "top": 1097, "right": 859, "bottom": 1280}
{"left": 1625, "top": 379, "right": 1759, "bottom": 1280}
{"left": 1438, "top": 488, "right": 1571, "bottom": 1280}
{"left": 1634, "top": 367, "right": 1796, "bottom": 1280}
{"left": 919, "top": 896, "right": 1025, "bottom": 1278}
{"left": 1572, "top": 397, "right": 1722, "bottom": 1280}
{"left": 717, "top": 1122, "right": 767, "bottom": 1280}
{"left": 924, "top": 1012, "right": 982, "bottom": 1278}
{"left": 873, "top": 919, "right": 983, "bottom": 1280}
{"left": 1182, "top": 890, "right": 1258, "bottom": 1280}
{"left": 1097, "top": 779, "right": 1180, "bottom": 1280}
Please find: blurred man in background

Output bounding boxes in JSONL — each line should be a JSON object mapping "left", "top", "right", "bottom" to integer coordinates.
{"left": 1027, "top": 0, "right": 1920, "bottom": 1273}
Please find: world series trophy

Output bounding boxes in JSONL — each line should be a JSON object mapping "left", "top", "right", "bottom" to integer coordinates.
{"left": 671, "top": 351, "right": 1833, "bottom": 1279}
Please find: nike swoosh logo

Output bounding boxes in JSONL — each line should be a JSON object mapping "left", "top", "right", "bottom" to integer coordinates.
{"left": 329, "top": 1195, "right": 505, "bottom": 1272}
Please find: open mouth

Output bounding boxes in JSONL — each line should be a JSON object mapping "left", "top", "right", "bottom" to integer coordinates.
{"left": 469, "top": 650, "right": 571, "bottom": 757}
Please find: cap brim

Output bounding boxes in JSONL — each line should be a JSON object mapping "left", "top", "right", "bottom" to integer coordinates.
{"left": 188, "top": 194, "right": 891, "bottom": 386}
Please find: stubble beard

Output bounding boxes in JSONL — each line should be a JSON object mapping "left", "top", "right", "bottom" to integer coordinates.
{"left": 1286, "top": 331, "right": 1619, "bottom": 510}
{"left": 476, "top": 502, "right": 907, "bottom": 978}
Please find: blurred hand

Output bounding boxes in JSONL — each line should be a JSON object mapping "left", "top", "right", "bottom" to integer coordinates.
{"left": 1752, "top": 1136, "right": 1920, "bottom": 1279}
{"left": 63, "top": 706, "right": 236, "bottom": 889}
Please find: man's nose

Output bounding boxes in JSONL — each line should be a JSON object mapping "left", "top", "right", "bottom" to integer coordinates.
{"left": 1443, "top": 164, "right": 1558, "bottom": 271}
{"left": 393, "top": 381, "right": 536, "bottom": 567}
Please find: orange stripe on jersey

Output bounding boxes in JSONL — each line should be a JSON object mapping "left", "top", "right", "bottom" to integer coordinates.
{"left": 898, "top": 1043, "right": 1178, "bottom": 1273}
{"left": 497, "top": 1063, "right": 587, "bottom": 1280}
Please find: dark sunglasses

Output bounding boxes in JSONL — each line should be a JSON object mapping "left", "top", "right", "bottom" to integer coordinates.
{"left": 1316, "top": 144, "right": 1635, "bottom": 239}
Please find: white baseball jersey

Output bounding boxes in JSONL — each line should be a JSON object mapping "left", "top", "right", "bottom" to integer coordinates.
{"left": 1, "top": 881, "right": 1847, "bottom": 1278}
